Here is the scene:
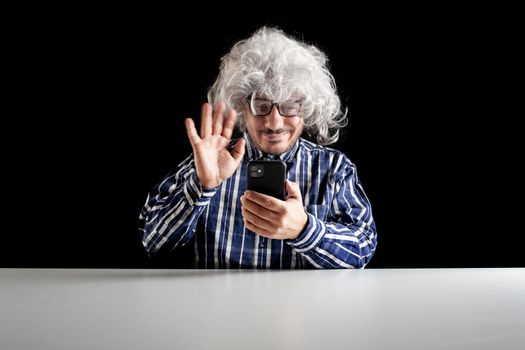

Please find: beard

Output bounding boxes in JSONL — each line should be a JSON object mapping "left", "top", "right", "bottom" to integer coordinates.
{"left": 250, "top": 126, "right": 302, "bottom": 155}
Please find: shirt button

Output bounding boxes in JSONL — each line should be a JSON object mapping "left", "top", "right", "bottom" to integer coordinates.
{"left": 259, "top": 243, "right": 265, "bottom": 248}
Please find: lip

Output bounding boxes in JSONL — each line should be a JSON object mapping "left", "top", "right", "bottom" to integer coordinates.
{"left": 261, "top": 131, "right": 288, "bottom": 141}
{"left": 264, "top": 135, "right": 283, "bottom": 142}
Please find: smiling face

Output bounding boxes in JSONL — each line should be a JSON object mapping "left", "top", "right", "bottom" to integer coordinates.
{"left": 244, "top": 97, "right": 304, "bottom": 155}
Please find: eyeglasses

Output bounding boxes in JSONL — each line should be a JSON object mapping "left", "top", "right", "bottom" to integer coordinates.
{"left": 247, "top": 95, "right": 302, "bottom": 117}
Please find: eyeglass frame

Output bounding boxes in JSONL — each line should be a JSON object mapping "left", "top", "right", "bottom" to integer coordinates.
{"left": 246, "top": 94, "right": 303, "bottom": 118}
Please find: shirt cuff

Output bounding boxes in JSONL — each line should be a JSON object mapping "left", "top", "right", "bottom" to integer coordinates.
{"left": 183, "top": 172, "right": 218, "bottom": 206}
{"left": 286, "top": 212, "right": 326, "bottom": 253}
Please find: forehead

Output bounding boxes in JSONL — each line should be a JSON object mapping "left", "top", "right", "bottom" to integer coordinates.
{"left": 253, "top": 92, "right": 302, "bottom": 102}
{"left": 252, "top": 92, "right": 271, "bottom": 100}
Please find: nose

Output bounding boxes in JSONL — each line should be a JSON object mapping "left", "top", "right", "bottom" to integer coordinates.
{"left": 264, "top": 105, "right": 284, "bottom": 129}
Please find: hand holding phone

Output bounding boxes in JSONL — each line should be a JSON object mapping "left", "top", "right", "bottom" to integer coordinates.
{"left": 247, "top": 160, "right": 286, "bottom": 200}
{"left": 243, "top": 162, "right": 308, "bottom": 240}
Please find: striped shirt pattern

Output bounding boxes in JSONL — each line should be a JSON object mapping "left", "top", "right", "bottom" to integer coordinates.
{"left": 139, "top": 133, "right": 377, "bottom": 269}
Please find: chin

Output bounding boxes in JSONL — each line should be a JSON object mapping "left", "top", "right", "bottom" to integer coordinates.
{"left": 261, "top": 143, "right": 289, "bottom": 155}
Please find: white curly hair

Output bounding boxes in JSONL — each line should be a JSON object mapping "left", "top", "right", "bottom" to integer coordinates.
{"left": 207, "top": 26, "right": 348, "bottom": 145}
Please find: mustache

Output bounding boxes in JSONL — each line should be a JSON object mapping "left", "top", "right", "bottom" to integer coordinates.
{"left": 259, "top": 128, "right": 293, "bottom": 134}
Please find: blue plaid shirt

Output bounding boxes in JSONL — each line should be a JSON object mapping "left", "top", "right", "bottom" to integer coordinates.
{"left": 139, "top": 133, "right": 377, "bottom": 268}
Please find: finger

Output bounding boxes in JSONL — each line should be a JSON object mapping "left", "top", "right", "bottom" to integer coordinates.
{"left": 185, "top": 118, "right": 201, "bottom": 147}
{"left": 221, "top": 108, "right": 237, "bottom": 140}
{"left": 244, "top": 190, "right": 283, "bottom": 212}
{"left": 212, "top": 101, "right": 225, "bottom": 135}
{"left": 241, "top": 207, "right": 274, "bottom": 230}
{"left": 285, "top": 180, "right": 302, "bottom": 200}
{"left": 241, "top": 195, "right": 277, "bottom": 222}
{"left": 200, "top": 103, "right": 212, "bottom": 137}
{"left": 231, "top": 138, "right": 245, "bottom": 163}
{"left": 244, "top": 219, "right": 274, "bottom": 238}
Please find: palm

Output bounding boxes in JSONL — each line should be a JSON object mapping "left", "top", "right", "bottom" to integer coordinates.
{"left": 185, "top": 102, "right": 245, "bottom": 189}
{"left": 192, "top": 135, "right": 238, "bottom": 187}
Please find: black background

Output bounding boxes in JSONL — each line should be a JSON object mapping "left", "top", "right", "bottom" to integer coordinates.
{"left": 3, "top": 8, "right": 521, "bottom": 268}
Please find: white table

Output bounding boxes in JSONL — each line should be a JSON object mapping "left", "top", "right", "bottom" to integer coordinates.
{"left": 1, "top": 268, "right": 524, "bottom": 350}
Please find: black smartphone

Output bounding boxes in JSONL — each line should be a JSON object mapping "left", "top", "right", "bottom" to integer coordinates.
{"left": 247, "top": 160, "right": 286, "bottom": 200}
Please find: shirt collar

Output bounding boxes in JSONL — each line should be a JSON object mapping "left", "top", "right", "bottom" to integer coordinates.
{"left": 243, "top": 131, "right": 301, "bottom": 163}
{"left": 244, "top": 131, "right": 263, "bottom": 160}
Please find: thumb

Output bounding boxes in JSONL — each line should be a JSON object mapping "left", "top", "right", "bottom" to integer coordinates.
{"left": 232, "top": 138, "right": 246, "bottom": 163}
{"left": 285, "top": 180, "right": 302, "bottom": 200}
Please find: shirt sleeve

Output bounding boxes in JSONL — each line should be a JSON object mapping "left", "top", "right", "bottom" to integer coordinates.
{"left": 138, "top": 156, "right": 217, "bottom": 256}
{"left": 286, "top": 160, "right": 377, "bottom": 269}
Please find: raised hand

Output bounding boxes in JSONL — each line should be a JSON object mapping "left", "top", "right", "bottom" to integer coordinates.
{"left": 185, "top": 101, "right": 246, "bottom": 189}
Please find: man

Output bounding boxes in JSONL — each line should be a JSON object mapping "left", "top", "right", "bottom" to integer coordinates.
{"left": 139, "top": 27, "right": 377, "bottom": 268}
